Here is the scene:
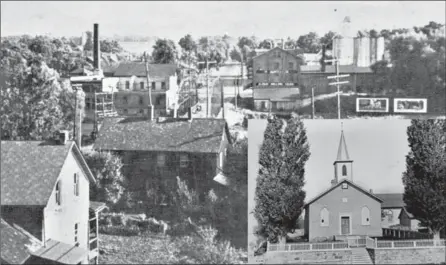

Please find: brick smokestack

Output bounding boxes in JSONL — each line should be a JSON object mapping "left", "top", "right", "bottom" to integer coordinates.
{"left": 93, "top": 23, "right": 101, "bottom": 70}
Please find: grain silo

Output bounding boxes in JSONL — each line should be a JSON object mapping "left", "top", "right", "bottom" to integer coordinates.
{"left": 357, "top": 37, "right": 370, "bottom": 67}
{"left": 332, "top": 16, "right": 356, "bottom": 65}
{"left": 370, "top": 37, "right": 377, "bottom": 65}
{"left": 376, "top": 37, "right": 385, "bottom": 62}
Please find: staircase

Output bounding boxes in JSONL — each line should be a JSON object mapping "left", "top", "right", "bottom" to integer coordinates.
{"left": 351, "top": 248, "right": 374, "bottom": 264}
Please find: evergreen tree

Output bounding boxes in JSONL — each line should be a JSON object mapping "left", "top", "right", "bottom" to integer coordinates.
{"left": 253, "top": 115, "right": 310, "bottom": 243}
{"left": 402, "top": 119, "right": 446, "bottom": 239}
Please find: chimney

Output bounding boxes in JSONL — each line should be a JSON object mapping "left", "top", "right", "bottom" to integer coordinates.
{"left": 369, "top": 189, "right": 373, "bottom": 194}
{"left": 331, "top": 178, "right": 338, "bottom": 186}
{"left": 57, "top": 130, "right": 70, "bottom": 145}
{"left": 93, "top": 23, "right": 101, "bottom": 71}
{"left": 147, "top": 105, "right": 154, "bottom": 121}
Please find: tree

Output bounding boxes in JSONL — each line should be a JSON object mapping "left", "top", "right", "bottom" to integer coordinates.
{"left": 1, "top": 56, "right": 84, "bottom": 141}
{"left": 83, "top": 31, "right": 93, "bottom": 51}
{"left": 179, "top": 34, "right": 197, "bottom": 54}
{"left": 258, "top": 39, "right": 274, "bottom": 49}
{"left": 402, "top": 119, "right": 446, "bottom": 240}
{"left": 320, "top": 31, "right": 336, "bottom": 50}
{"left": 254, "top": 115, "right": 310, "bottom": 243}
{"left": 370, "top": 60, "right": 391, "bottom": 94}
{"left": 100, "top": 39, "right": 124, "bottom": 53}
{"left": 152, "top": 39, "right": 178, "bottom": 64}
{"left": 82, "top": 150, "right": 126, "bottom": 205}
{"left": 296, "top": 32, "right": 320, "bottom": 53}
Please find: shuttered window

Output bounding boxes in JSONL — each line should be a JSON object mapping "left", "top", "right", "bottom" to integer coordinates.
{"left": 320, "top": 207, "right": 329, "bottom": 226}
{"left": 362, "top": 207, "right": 371, "bottom": 225}
{"left": 74, "top": 173, "right": 79, "bottom": 196}
{"left": 55, "top": 180, "right": 61, "bottom": 205}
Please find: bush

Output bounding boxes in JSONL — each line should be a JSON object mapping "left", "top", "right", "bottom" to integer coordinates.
{"left": 99, "top": 225, "right": 140, "bottom": 236}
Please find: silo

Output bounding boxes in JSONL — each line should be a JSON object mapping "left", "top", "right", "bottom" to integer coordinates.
{"left": 332, "top": 37, "right": 342, "bottom": 62}
{"left": 357, "top": 37, "right": 370, "bottom": 67}
{"left": 370, "top": 37, "right": 377, "bottom": 65}
{"left": 376, "top": 37, "right": 385, "bottom": 61}
{"left": 353, "top": 37, "right": 360, "bottom": 66}
{"left": 342, "top": 37, "right": 355, "bottom": 65}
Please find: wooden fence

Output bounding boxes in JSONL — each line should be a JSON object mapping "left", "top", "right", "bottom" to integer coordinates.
{"left": 375, "top": 239, "right": 445, "bottom": 249}
{"left": 382, "top": 227, "right": 432, "bottom": 239}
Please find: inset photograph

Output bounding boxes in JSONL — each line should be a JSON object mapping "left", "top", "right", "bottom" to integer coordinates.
{"left": 248, "top": 118, "right": 445, "bottom": 264}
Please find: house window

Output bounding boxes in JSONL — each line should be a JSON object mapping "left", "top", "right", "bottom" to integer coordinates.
{"left": 55, "top": 180, "right": 61, "bottom": 206}
{"left": 139, "top": 96, "right": 144, "bottom": 105}
{"left": 288, "top": 62, "right": 294, "bottom": 70}
{"left": 342, "top": 183, "right": 348, "bottom": 189}
{"left": 161, "top": 82, "right": 166, "bottom": 90}
{"left": 151, "top": 82, "right": 156, "bottom": 90}
{"left": 122, "top": 96, "right": 128, "bottom": 104}
{"left": 274, "top": 62, "right": 280, "bottom": 70}
{"left": 219, "top": 151, "right": 224, "bottom": 168}
{"left": 140, "top": 82, "right": 145, "bottom": 90}
{"left": 362, "top": 206, "right": 371, "bottom": 225}
{"left": 74, "top": 173, "right": 79, "bottom": 196}
{"left": 342, "top": 165, "right": 347, "bottom": 176}
{"left": 180, "top": 154, "right": 189, "bottom": 168}
{"left": 139, "top": 109, "right": 144, "bottom": 115}
{"left": 157, "top": 153, "right": 166, "bottom": 167}
{"left": 320, "top": 207, "right": 329, "bottom": 226}
{"left": 74, "top": 223, "right": 79, "bottom": 245}
{"left": 125, "top": 81, "right": 130, "bottom": 89}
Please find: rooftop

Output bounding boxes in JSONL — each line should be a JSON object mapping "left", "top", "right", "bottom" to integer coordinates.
{"left": 94, "top": 117, "right": 230, "bottom": 153}
{"left": 375, "top": 193, "right": 405, "bottom": 208}
{"left": 1, "top": 140, "right": 95, "bottom": 206}
{"left": 113, "top": 62, "right": 177, "bottom": 78}
{"left": 253, "top": 87, "right": 301, "bottom": 102}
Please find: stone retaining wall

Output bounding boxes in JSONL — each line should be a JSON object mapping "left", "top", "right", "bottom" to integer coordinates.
{"left": 264, "top": 250, "right": 352, "bottom": 264}
{"left": 371, "top": 247, "right": 445, "bottom": 264}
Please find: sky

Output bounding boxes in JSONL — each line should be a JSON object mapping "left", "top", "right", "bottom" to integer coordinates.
{"left": 247, "top": 118, "right": 411, "bottom": 253}
{"left": 1, "top": 1, "right": 445, "bottom": 41}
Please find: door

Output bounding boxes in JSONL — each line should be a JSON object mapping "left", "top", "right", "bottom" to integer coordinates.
{"left": 341, "top": 216, "right": 350, "bottom": 235}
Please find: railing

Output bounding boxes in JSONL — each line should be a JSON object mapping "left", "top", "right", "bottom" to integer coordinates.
{"left": 382, "top": 227, "right": 432, "bottom": 239}
{"left": 267, "top": 241, "right": 349, "bottom": 252}
{"left": 375, "top": 239, "right": 445, "bottom": 249}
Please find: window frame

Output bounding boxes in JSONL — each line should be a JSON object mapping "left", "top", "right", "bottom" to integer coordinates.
{"left": 179, "top": 153, "right": 189, "bottom": 168}
{"left": 55, "top": 180, "right": 61, "bottom": 206}
{"left": 342, "top": 165, "right": 347, "bottom": 176}
{"left": 157, "top": 153, "right": 166, "bottom": 167}
{"left": 74, "top": 173, "right": 79, "bottom": 197}
{"left": 140, "top": 81, "right": 145, "bottom": 90}
{"left": 161, "top": 82, "right": 166, "bottom": 90}
{"left": 151, "top": 81, "right": 156, "bottom": 90}
{"left": 74, "top": 222, "right": 79, "bottom": 244}
{"left": 342, "top": 183, "right": 348, "bottom": 189}
{"left": 125, "top": 81, "right": 130, "bottom": 89}
{"left": 361, "top": 206, "right": 371, "bottom": 226}
{"left": 219, "top": 151, "right": 224, "bottom": 168}
{"left": 320, "top": 207, "right": 329, "bottom": 227}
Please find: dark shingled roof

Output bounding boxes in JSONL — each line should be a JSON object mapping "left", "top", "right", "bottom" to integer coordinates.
{"left": 300, "top": 65, "right": 373, "bottom": 74}
{"left": 375, "top": 193, "right": 405, "bottom": 208}
{"left": 253, "top": 87, "right": 301, "bottom": 101}
{"left": 113, "top": 63, "right": 177, "bottom": 78}
{"left": 0, "top": 219, "right": 41, "bottom": 264}
{"left": 94, "top": 117, "right": 230, "bottom": 153}
{"left": 1, "top": 141, "right": 95, "bottom": 206}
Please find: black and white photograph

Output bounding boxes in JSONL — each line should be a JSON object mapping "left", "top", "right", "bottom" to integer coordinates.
{"left": 248, "top": 118, "right": 445, "bottom": 264}
{"left": 1, "top": 1, "right": 445, "bottom": 265}
{"left": 356, "top": 98, "right": 389, "bottom": 113}
{"left": 394, "top": 98, "right": 428, "bottom": 113}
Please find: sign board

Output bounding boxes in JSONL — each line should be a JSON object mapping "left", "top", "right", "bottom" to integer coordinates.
{"left": 394, "top": 98, "right": 427, "bottom": 113}
{"left": 356, "top": 98, "right": 389, "bottom": 113}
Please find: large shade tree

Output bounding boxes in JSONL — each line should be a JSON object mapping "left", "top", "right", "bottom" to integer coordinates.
{"left": 151, "top": 39, "right": 178, "bottom": 64}
{"left": 402, "top": 119, "right": 446, "bottom": 240}
{"left": 254, "top": 114, "right": 310, "bottom": 244}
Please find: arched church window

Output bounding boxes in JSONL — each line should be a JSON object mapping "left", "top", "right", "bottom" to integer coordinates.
{"left": 320, "top": 207, "right": 329, "bottom": 227}
{"left": 361, "top": 206, "right": 371, "bottom": 225}
{"left": 342, "top": 165, "right": 347, "bottom": 176}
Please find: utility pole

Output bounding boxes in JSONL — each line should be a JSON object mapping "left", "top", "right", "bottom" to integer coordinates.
{"left": 326, "top": 57, "right": 350, "bottom": 119}
{"left": 144, "top": 52, "right": 154, "bottom": 119}
{"left": 197, "top": 58, "right": 216, "bottom": 118}
{"left": 311, "top": 87, "right": 315, "bottom": 119}
{"left": 221, "top": 79, "right": 225, "bottom": 120}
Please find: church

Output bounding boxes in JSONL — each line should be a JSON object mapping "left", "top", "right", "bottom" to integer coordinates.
{"left": 303, "top": 128, "right": 384, "bottom": 242}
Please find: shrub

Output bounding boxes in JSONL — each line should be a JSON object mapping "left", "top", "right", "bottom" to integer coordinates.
{"left": 99, "top": 225, "right": 140, "bottom": 237}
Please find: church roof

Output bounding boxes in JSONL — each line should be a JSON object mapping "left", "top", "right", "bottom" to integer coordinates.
{"left": 335, "top": 130, "right": 351, "bottom": 162}
{"left": 304, "top": 179, "right": 383, "bottom": 207}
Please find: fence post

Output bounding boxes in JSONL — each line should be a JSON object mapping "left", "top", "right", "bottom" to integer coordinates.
{"left": 309, "top": 244, "right": 312, "bottom": 251}
{"left": 375, "top": 238, "right": 377, "bottom": 248}
{"left": 391, "top": 241, "right": 394, "bottom": 248}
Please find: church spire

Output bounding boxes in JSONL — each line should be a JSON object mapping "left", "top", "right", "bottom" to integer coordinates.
{"left": 333, "top": 123, "right": 354, "bottom": 184}
{"left": 336, "top": 123, "right": 350, "bottom": 161}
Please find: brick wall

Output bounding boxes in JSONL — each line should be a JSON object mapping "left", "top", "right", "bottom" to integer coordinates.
{"left": 264, "top": 250, "right": 352, "bottom": 264}
{"left": 372, "top": 248, "right": 446, "bottom": 264}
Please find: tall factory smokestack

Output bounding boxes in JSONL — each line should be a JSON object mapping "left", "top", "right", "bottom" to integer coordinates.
{"left": 93, "top": 23, "right": 101, "bottom": 71}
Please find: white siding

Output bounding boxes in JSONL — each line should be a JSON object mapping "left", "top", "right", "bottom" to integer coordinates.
{"left": 44, "top": 150, "right": 90, "bottom": 250}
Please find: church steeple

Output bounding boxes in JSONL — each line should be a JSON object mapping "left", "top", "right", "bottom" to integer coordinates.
{"left": 332, "top": 123, "right": 354, "bottom": 185}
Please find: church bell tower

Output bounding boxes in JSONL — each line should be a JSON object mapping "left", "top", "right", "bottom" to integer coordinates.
{"left": 332, "top": 123, "right": 354, "bottom": 185}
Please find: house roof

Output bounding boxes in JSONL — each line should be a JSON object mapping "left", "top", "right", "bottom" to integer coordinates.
{"left": 90, "top": 201, "right": 108, "bottom": 213}
{"left": 398, "top": 206, "right": 415, "bottom": 219}
{"left": 305, "top": 179, "right": 383, "bottom": 207}
{"left": 210, "top": 64, "right": 248, "bottom": 78}
{"left": 253, "top": 87, "right": 301, "bottom": 102}
{"left": 0, "top": 219, "right": 42, "bottom": 264}
{"left": 252, "top": 47, "right": 304, "bottom": 62}
{"left": 93, "top": 117, "right": 231, "bottom": 153}
{"left": 31, "top": 239, "right": 89, "bottom": 264}
{"left": 375, "top": 193, "right": 405, "bottom": 208}
{"left": 113, "top": 62, "right": 177, "bottom": 78}
{"left": 1, "top": 141, "right": 95, "bottom": 206}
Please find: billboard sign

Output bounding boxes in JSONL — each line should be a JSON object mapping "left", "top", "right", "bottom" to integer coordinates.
{"left": 394, "top": 98, "right": 427, "bottom": 113}
{"left": 356, "top": 98, "right": 389, "bottom": 112}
